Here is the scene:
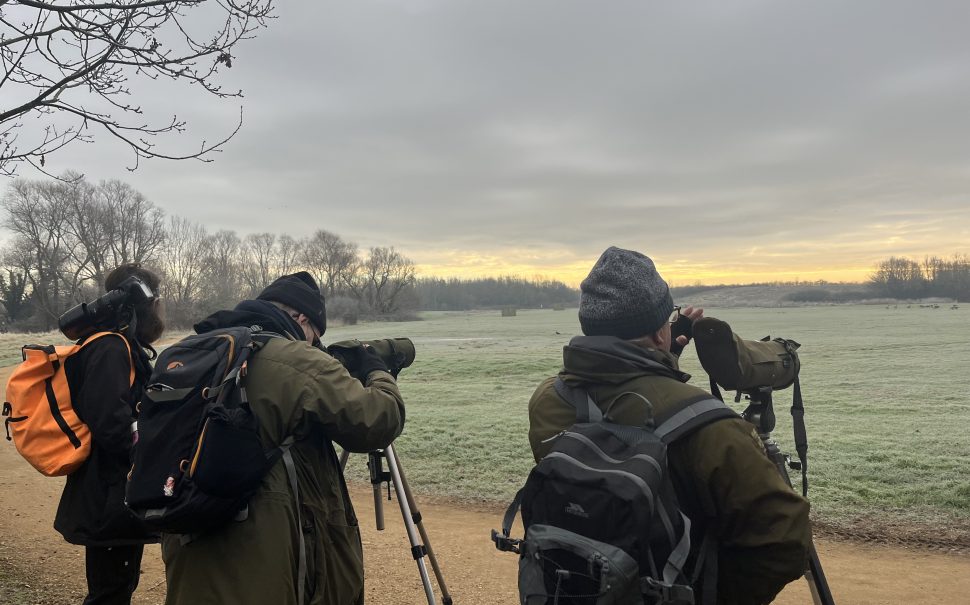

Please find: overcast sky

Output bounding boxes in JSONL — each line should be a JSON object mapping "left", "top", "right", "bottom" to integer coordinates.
{"left": 32, "top": 0, "right": 970, "bottom": 286}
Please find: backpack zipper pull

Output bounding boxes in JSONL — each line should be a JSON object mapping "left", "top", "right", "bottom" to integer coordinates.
{"left": 541, "top": 430, "right": 567, "bottom": 444}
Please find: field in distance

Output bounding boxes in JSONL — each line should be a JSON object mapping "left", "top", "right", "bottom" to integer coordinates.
{"left": 3, "top": 304, "right": 967, "bottom": 546}
{"left": 326, "top": 305, "right": 970, "bottom": 546}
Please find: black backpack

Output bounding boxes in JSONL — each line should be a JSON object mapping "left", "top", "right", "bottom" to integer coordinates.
{"left": 124, "top": 327, "right": 295, "bottom": 535}
{"left": 493, "top": 378, "right": 737, "bottom": 605}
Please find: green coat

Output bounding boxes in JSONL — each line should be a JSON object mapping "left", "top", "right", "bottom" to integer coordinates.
{"left": 528, "top": 336, "right": 811, "bottom": 605}
{"left": 162, "top": 337, "right": 405, "bottom": 605}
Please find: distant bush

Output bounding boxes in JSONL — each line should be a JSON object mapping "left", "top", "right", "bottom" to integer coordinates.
{"left": 380, "top": 309, "right": 422, "bottom": 322}
{"left": 327, "top": 296, "right": 359, "bottom": 326}
{"left": 784, "top": 289, "right": 832, "bottom": 302}
{"left": 830, "top": 290, "right": 870, "bottom": 303}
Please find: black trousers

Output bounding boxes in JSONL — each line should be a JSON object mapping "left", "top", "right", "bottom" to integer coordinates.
{"left": 83, "top": 544, "right": 144, "bottom": 605}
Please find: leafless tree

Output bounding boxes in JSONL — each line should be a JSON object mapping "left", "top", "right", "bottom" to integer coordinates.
{"left": 202, "top": 228, "right": 242, "bottom": 309}
{"left": 347, "top": 246, "right": 416, "bottom": 316}
{"left": 303, "top": 229, "right": 357, "bottom": 297}
{"left": 97, "top": 179, "right": 165, "bottom": 266}
{"left": 0, "top": 0, "right": 274, "bottom": 176}
{"left": 240, "top": 231, "right": 275, "bottom": 296}
{"left": 275, "top": 233, "right": 303, "bottom": 276}
{"left": 868, "top": 256, "right": 927, "bottom": 298}
{"left": 61, "top": 174, "right": 112, "bottom": 287}
{"left": 159, "top": 215, "right": 206, "bottom": 323}
{"left": 55, "top": 173, "right": 110, "bottom": 298}
{"left": 1, "top": 178, "right": 77, "bottom": 327}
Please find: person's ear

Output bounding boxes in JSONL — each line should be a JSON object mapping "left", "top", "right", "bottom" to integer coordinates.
{"left": 647, "top": 325, "right": 669, "bottom": 350}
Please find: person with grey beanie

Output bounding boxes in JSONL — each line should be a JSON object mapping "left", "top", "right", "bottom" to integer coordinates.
{"left": 526, "top": 246, "right": 811, "bottom": 605}
{"left": 578, "top": 246, "right": 701, "bottom": 353}
{"left": 579, "top": 246, "right": 678, "bottom": 339}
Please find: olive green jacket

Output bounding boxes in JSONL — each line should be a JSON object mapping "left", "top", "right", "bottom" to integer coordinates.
{"left": 528, "top": 336, "right": 811, "bottom": 605}
{"left": 162, "top": 336, "right": 405, "bottom": 605}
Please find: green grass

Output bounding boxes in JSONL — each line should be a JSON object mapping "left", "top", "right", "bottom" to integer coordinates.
{"left": 325, "top": 306, "right": 970, "bottom": 532}
{"left": 0, "top": 331, "right": 71, "bottom": 367}
{"left": 5, "top": 305, "right": 967, "bottom": 533}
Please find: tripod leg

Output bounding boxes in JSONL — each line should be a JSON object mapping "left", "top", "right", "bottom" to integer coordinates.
{"left": 384, "top": 443, "right": 438, "bottom": 605}
{"left": 807, "top": 542, "right": 835, "bottom": 605}
{"left": 762, "top": 437, "right": 835, "bottom": 605}
{"left": 395, "top": 455, "right": 454, "bottom": 605}
{"left": 367, "top": 452, "right": 387, "bottom": 531}
{"left": 340, "top": 449, "right": 386, "bottom": 530}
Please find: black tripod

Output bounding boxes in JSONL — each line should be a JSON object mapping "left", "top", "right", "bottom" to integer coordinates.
{"left": 340, "top": 445, "right": 454, "bottom": 605}
{"left": 741, "top": 386, "right": 835, "bottom": 605}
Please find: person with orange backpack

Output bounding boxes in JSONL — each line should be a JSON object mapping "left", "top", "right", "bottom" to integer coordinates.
{"left": 14, "top": 264, "right": 165, "bottom": 605}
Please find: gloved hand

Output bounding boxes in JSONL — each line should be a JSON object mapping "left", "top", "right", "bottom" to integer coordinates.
{"left": 669, "top": 305, "right": 703, "bottom": 357}
{"left": 326, "top": 340, "right": 391, "bottom": 383}
{"left": 669, "top": 314, "right": 693, "bottom": 356}
{"left": 349, "top": 344, "right": 389, "bottom": 384}
{"left": 327, "top": 341, "right": 389, "bottom": 386}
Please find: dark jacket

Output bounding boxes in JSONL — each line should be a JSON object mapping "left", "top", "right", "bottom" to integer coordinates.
{"left": 528, "top": 335, "right": 811, "bottom": 605}
{"left": 54, "top": 333, "right": 158, "bottom": 546}
{"left": 161, "top": 302, "right": 406, "bottom": 605}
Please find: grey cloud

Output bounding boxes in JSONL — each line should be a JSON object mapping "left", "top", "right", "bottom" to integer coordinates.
{"left": 40, "top": 0, "right": 970, "bottom": 280}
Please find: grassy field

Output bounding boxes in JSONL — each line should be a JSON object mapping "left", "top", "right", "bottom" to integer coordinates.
{"left": 323, "top": 305, "right": 970, "bottom": 535}
{"left": 3, "top": 305, "right": 968, "bottom": 535}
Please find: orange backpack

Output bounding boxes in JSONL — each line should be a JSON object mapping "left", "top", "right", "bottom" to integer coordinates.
{"left": 3, "top": 332, "right": 134, "bottom": 476}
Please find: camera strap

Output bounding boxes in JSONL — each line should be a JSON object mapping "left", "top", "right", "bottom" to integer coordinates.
{"left": 709, "top": 377, "right": 810, "bottom": 498}
{"left": 791, "top": 376, "right": 808, "bottom": 498}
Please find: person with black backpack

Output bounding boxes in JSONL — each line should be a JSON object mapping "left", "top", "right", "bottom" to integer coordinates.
{"left": 157, "top": 272, "right": 405, "bottom": 605}
{"left": 53, "top": 263, "right": 165, "bottom": 605}
{"left": 523, "top": 247, "right": 811, "bottom": 605}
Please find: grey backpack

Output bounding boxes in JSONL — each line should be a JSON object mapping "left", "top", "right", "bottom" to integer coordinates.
{"left": 494, "top": 379, "right": 737, "bottom": 605}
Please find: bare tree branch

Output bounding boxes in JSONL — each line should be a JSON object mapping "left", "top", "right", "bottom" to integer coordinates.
{"left": 0, "top": 0, "right": 273, "bottom": 176}
{"left": 17, "top": 0, "right": 198, "bottom": 13}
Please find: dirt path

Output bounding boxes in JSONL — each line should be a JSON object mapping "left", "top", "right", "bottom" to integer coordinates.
{"left": 2, "top": 363, "right": 969, "bottom": 604}
{"left": 5, "top": 445, "right": 970, "bottom": 604}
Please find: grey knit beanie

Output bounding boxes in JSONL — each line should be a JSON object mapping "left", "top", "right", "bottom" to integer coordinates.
{"left": 579, "top": 246, "right": 674, "bottom": 340}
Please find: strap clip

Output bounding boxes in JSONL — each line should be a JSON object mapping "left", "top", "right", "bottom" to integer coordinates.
{"left": 642, "top": 577, "right": 695, "bottom": 605}
{"left": 491, "top": 529, "right": 521, "bottom": 554}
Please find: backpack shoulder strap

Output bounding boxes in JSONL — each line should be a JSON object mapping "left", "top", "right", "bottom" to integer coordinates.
{"left": 553, "top": 376, "right": 602, "bottom": 422}
{"left": 277, "top": 436, "right": 306, "bottom": 605}
{"left": 654, "top": 395, "right": 739, "bottom": 445}
{"left": 80, "top": 331, "right": 136, "bottom": 386}
{"left": 251, "top": 331, "right": 289, "bottom": 347}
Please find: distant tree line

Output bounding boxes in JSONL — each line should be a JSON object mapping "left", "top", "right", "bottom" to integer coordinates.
{"left": 414, "top": 276, "right": 578, "bottom": 311}
{"left": 0, "top": 175, "right": 418, "bottom": 330}
{"left": 867, "top": 255, "right": 969, "bottom": 301}
{"left": 0, "top": 175, "right": 579, "bottom": 331}
{"left": 782, "top": 255, "right": 970, "bottom": 303}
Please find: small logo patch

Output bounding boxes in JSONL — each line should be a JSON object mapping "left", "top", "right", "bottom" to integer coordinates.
{"left": 163, "top": 476, "right": 175, "bottom": 497}
{"left": 565, "top": 502, "right": 589, "bottom": 518}
{"left": 166, "top": 361, "right": 184, "bottom": 370}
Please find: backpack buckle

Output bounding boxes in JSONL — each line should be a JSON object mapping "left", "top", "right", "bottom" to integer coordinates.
{"left": 642, "top": 577, "right": 695, "bottom": 605}
{"left": 491, "top": 529, "right": 521, "bottom": 554}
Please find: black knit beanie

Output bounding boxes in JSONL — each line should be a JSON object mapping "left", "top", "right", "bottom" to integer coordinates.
{"left": 578, "top": 247, "right": 674, "bottom": 340}
{"left": 256, "top": 271, "right": 327, "bottom": 335}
